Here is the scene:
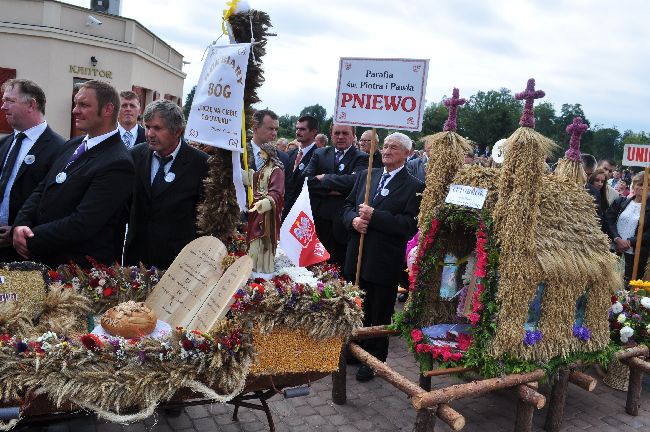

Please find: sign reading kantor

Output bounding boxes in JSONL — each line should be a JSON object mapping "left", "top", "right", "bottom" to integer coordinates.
{"left": 334, "top": 57, "right": 429, "bottom": 131}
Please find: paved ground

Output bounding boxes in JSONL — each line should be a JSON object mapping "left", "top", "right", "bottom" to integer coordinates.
{"left": 14, "top": 306, "right": 650, "bottom": 432}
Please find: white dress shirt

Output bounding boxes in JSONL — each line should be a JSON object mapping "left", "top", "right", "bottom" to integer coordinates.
{"left": 118, "top": 123, "right": 140, "bottom": 148}
{"left": 0, "top": 121, "right": 47, "bottom": 225}
{"left": 150, "top": 139, "right": 182, "bottom": 184}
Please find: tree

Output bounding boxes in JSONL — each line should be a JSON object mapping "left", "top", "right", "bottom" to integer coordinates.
{"left": 299, "top": 104, "right": 328, "bottom": 133}
{"left": 421, "top": 101, "right": 448, "bottom": 136}
{"left": 582, "top": 126, "right": 621, "bottom": 164}
{"left": 457, "top": 89, "right": 521, "bottom": 153}
{"left": 278, "top": 114, "right": 297, "bottom": 139}
{"left": 183, "top": 85, "right": 196, "bottom": 119}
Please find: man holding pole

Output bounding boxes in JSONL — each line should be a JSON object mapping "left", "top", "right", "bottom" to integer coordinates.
{"left": 342, "top": 132, "right": 423, "bottom": 382}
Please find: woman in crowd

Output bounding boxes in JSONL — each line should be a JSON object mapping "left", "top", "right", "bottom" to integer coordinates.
{"left": 588, "top": 168, "right": 610, "bottom": 225}
{"left": 606, "top": 172, "right": 650, "bottom": 283}
{"left": 615, "top": 179, "right": 629, "bottom": 198}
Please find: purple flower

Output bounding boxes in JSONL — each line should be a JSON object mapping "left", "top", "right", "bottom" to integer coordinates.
{"left": 523, "top": 329, "right": 542, "bottom": 346}
{"left": 573, "top": 324, "right": 591, "bottom": 341}
{"left": 15, "top": 341, "right": 28, "bottom": 353}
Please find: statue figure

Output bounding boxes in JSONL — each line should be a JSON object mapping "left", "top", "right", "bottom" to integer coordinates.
{"left": 243, "top": 142, "right": 285, "bottom": 273}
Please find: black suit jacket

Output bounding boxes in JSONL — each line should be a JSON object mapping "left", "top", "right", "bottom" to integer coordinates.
{"left": 135, "top": 125, "right": 146, "bottom": 146}
{"left": 282, "top": 145, "right": 316, "bottom": 220}
{"left": 342, "top": 167, "right": 423, "bottom": 284}
{"left": 304, "top": 146, "right": 369, "bottom": 221}
{"left": 14, "top": 132, "right": 135, "bottom": 267}
{"left": 0, "top": 126, "right": 66, "bottom": 226}
{"left": 124, "top": 141, "right": 209, "bottom": 269}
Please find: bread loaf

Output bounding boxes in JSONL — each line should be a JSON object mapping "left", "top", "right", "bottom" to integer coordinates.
{"left": 101, "top": 301, "right": 157, "bottom": 338}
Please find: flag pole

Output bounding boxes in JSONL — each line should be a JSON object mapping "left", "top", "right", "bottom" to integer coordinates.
{"left": 355, "top": 128, "right": 377, "bottom": 286}
{"left": 632, "top": 166, "right": 649, "bottom": 280}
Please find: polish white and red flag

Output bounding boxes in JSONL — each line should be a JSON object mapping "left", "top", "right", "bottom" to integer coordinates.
{"left": 280, "top": 180, "right": 330, "bottom": 267}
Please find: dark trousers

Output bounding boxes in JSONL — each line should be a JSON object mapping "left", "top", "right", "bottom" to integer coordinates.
{"left": 624, "top": 252, "right": 649, "bottom": 285}
{"left": 358, "top": 277, "right": 398, "bottom": 362}
{"left": 314, "top": 216, "right": 346, "bottom": 269}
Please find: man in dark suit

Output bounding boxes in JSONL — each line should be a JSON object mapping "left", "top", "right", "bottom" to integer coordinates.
{"left": 358, "top": 129, "right": 383, "bottom": 168}
{"left": 0, "top": 79, "right": 65, "bottom": 262}
{"left": 124, "top": 100, "right": 208, "bottom": 270}
{"left": 12, "top": 80, "right": 135, "bottom": 267}
{"left": 342, "top": 132, "right": 423, "bottom": 382}
{"left": 282, "top": 115, "right": 319, "bottom": 220}
{"left": 248, "top": 109, "right": 289, "bottom": 171}
{"left": 118, "top": 90, "right": 145, "bottom": 149}
{"left": 304, "top": 123, "right": 368, "bottom": 268}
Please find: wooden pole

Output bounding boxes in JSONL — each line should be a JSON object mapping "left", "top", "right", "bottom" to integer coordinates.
{"left": 568, "top": 370, "right": 597, "bottom": 392}
{"left": 411, "top": 369, "right": 545, "bottom": 409}
{"left": 413, "top": 374, "right": 436, "bottom": 432}
{"left": 616, "top": 345, "right": 649, "bottom": 360}
{"left": 423, "top": 366, "right": 474, "bottom": 378}
{"left": 352, "top": 326, "right": 400, "bottom": 340}
{"left": 621, "top": 355, "right": 650, "bottom": 373}
{"left": 348, "top": 342, "right": 464, "bottom": 429}
{"left": 514, "top": 384, "right": 542, "bottom": 432}
{"left": 354, "top": 128, "right": 377, "bottom": 286}
{"left": 632, "top": 166, "right": 650, "bottom": 280}
{"left": 331, "top": 345, "right": 347, "bottom": 405}
{"left": 625, "top": 362, "right": 643, "bottom": 416}
{"left": 544, "top": 367, "right": 570, "bottom": 432}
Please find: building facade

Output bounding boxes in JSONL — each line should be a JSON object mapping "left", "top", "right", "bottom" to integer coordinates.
{"left": 0, "top": 0, "right": 185, "bottom": 138}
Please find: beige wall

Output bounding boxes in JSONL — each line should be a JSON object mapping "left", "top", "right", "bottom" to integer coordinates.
{"left": 0, "top": 0, "right": 185, "bottom": 138}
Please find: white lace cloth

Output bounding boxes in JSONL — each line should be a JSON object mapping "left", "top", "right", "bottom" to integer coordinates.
{"left": 617, "top": 201, "right": 641, "bottom": 254}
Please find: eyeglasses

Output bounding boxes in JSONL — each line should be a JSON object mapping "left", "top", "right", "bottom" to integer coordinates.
{"left": 358, "top": 139, "right": 371, "bottom": 143}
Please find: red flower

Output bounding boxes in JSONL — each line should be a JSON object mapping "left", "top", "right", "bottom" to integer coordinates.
{"left": 48, "top": 270, "right": 61, "bottom": 281}
{"left": 80, "top": 334, "right": 103, "bottom": 351}
{"left": 251, "top": 283, "right": 265, "bottom": 294}
{"left": 456, "top": 333, "right": 473, "bottom": 351}
{"left": 103, "top": 287, "right": 113, "bottom": 297}
{"left": 89, "top": 278, "right": 99, "bottom": 288}
{"left": 181, "top": 340, "right": 194, "bottom": 350}
{"left": 411, "top": 329, "right": 424, "bottom": 343}
{"left": 611, "top": 296, "right": 618, "bottom": 304}
{"left": 198, "top": 342, "right": 211, "bottom": 353}
{"left": 468, "top": 313, "right": 480, "bottom": 326}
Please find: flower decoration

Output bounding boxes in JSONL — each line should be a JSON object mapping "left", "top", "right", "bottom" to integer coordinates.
{"left": 523, "top": 329, "right": 542, "bottom": 346}
{"left": 573, "top": 324, "right": 591, "bottom": 341}
{"left": 609, "top": 290, "right": 650, "bottom": 345}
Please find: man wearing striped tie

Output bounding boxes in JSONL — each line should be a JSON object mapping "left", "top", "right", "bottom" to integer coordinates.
{"left": 12, "top": 80, "right": 134, "bottom": 267}
{"left": 117, "top": 91, "right": 145, "bottom": 149}
{"left": 342, "top": 132, "right": 423, "bottom": 382}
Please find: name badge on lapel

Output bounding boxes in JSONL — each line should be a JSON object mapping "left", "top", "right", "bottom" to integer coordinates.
{"left": 380, "top": 188, "right": 389, "bottom": 197}
{"left": 24, "top": 155, "right": 36, "bottom": 165}
{"left": 165, "top": 172, "right": 175, "bottom": 183}
{"left": 298, "top": 163, "right": 305, "bottom": 171}
{"left": 55, "top": 172, "right": 67, "bottom": 183}
{"left": 339, "top": 163, "right": 345, "bottom": 171}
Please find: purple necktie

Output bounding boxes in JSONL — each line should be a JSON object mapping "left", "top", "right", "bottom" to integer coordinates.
{"left": 65, "top": 140, "right": 87, "bottom": 170}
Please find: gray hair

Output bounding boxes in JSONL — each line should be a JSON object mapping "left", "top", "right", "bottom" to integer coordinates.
{"left": 384, "top": 132, "right": 412, "bottom": 151}
{"left": 315, "top": 133, "right": 329, "bottom": 145}
{"left": 143, "top": 100, "right": 186, "bottom": 134}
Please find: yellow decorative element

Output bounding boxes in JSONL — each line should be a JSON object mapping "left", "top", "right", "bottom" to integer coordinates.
{"left": 250, "top": 326, "right": 342, "bottom": 375}
{"left": 241, "top": 103, "right": 253, "bottom": 206}
{"left": 628, "top": 279, "right": 650, "bottom": 292}
{"left": 222, "top": 0, "right": 240, "bottom": 36}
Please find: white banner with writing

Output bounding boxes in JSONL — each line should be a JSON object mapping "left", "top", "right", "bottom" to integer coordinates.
{"left": 185, "top": 43, "right": 251, "bottom": 152}
{"left": 623, "top": 144, "right": 650, "bottom": 167}
{"left": 334, "top": 57, "right": 429, "bottom": 131}
{"left": 445, "top": 184, "right": 488, "bottom": 209}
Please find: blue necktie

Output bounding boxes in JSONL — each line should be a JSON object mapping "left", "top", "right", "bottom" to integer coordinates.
{"left": 122, "top": 130, "right": 133, "bottom": 148}
{"left": 152, "top": 154, "right": 173, "bottom": 195}
{"left": 373, "top": 173, "right": 390, "bottom": 201}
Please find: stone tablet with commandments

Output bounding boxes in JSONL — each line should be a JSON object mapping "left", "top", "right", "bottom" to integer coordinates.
{"left": 145, "top": 236, "right": 253, "bottom": 332}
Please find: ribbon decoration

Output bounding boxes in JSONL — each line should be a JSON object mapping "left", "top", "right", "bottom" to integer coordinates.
{"left": 222, "top": 0, "right": 240, "bottom": 36}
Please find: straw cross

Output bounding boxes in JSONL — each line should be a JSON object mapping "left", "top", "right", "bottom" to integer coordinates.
{"left": 515, "top": 78, "right": 545, "bottom": 128}
{"left": 564, "top": 117, "right": 588, "bottom": 162}
{"left": 443, "top": 88, "right": 466, "bottom": 132}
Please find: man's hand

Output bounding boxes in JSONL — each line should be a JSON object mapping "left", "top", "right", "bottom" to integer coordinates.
{"left": 0, "top": 225, "right": 12, "bottom": 247}
{"left": 248, "top": 200, "right": 263, "bottom": 214}
{"left": 12, "top": 226, "right": 33, "bottom": 258}
{"left": 615, "top": 237, "right": 631, "bottom": 253}
{"left": 352, "top": 217, "right": 368, "bottom": 234}
{"left": 358, "top": 203, "right": 374, "bottom": 221}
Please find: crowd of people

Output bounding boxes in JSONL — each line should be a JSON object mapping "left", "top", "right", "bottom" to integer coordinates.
{"left": 2, "top": 78, "right": 646, "bottom": 384}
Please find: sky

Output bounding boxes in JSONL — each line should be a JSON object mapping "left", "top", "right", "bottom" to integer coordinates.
{"left": 63, "top": 0, "right": 649, "bottom": 133}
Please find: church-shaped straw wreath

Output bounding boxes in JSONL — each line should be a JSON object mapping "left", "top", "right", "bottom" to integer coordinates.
{"left": 397, "top": 79, "right": 619, "bottom": 377}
